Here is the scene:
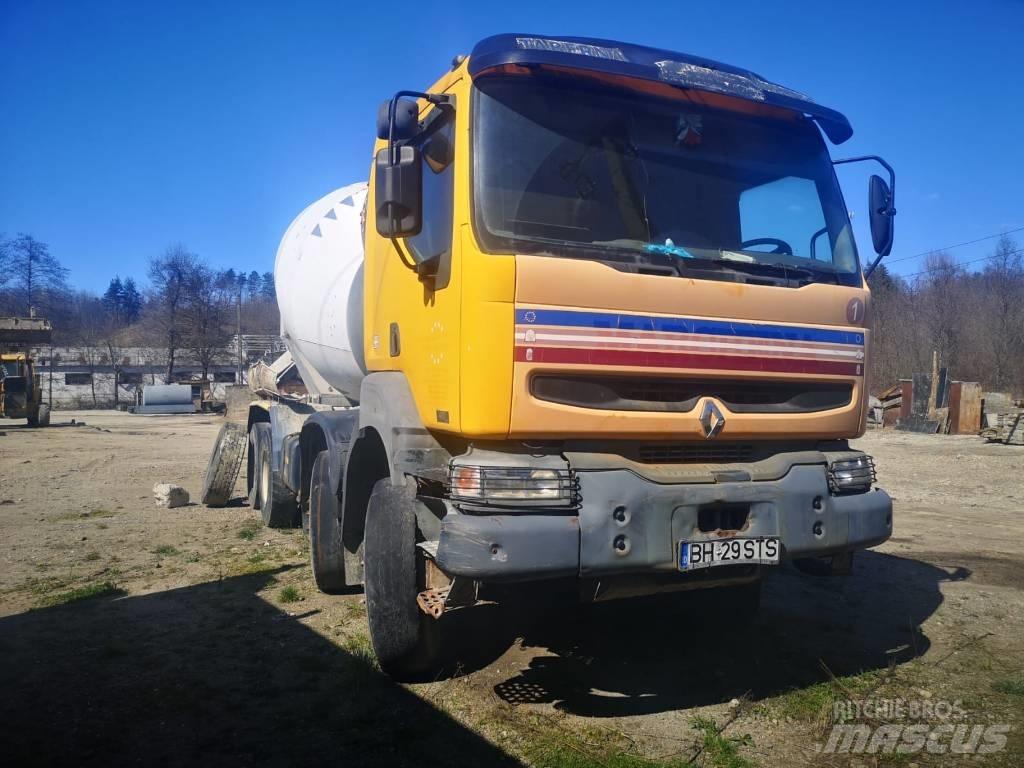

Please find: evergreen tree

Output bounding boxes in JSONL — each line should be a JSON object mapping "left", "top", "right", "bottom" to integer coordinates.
{"left": 121, "top": 278, "right": 142, "bottom": 323}
{"left": 260, "top": 271, "right": 275, "bottom": 300}
{"left": 102, "top": 276, "right": 125, "bottom": 318}
{"left": 248, "top": 270, "right": 261, "bottom": 300}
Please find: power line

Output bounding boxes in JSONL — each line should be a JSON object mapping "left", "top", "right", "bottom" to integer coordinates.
{"left": 895, "top": 246, "right": 1024, "bottom": 280}
{"left": 886, "top": 225, "right": 1024, "bottom": 265}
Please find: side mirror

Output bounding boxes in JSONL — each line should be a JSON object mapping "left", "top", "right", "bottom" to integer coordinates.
{"left": 868, "top": 174, "right": 894, "bottom": 257}
{"left": 376, "top": 98, "right": 418, "bottom": 141}
{"left": 832, "top": 155, "right": 896, "bottom": 276}
{"left": 375, "top": 145, "right": 422, "bottom": 238}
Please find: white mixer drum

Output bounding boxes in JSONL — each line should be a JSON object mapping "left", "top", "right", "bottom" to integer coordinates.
{"left": 274, "top": 182, "right": 368, "bottom": 401}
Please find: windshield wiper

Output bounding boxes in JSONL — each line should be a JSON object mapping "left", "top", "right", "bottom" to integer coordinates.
{"left": 766, "top": 262, "right": 839, "bottom": 284}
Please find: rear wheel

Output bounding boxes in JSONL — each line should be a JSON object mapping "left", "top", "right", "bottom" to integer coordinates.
{"left": 308, "top": 450, "right": 349, "bottom": 592}
{"left": 247, "top": 423, "right": 268, "bottom": 510}
{"left": 36, "top": 404, "right": 50, "bottom": 427}
{"left": 363, "top": 478, "right": 441, "bottom": 680}
{"left": 258, "top": 430, "right": 298, "bottom": 528}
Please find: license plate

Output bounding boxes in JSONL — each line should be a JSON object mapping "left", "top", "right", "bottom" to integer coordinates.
{"left": 678, "top": 537, "right": 780, "bottom": 571}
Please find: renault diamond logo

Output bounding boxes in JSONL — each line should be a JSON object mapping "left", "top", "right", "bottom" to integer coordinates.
{"left": 699, "top": 400, "right": 726, "bottom": 439}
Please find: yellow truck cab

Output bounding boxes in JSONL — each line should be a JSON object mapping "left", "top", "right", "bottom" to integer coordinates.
{"left": 226, "top": 34, "right": 897, "bottom": 678}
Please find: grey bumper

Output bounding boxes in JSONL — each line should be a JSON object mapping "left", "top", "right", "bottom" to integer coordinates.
{"left": 435, "top": 464, "right": 892, "bottom": 581}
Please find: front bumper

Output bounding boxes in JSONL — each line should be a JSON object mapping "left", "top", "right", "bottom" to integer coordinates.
{"left": 435, "top": 464, "right": 892, "bottom": 581}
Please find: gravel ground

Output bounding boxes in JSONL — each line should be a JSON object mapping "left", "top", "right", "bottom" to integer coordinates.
{"left": 1, "top": 411, "right": 1022, "bottom": 766}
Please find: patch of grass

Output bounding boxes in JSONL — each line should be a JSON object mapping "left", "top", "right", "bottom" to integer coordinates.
{"left": 340, "top": 632, "right": 376, "bottom": 663}
{"left": 278, "top": 585, "right": 301, "bottom": 603}
{"left": 690, "top": 717, "right": 753, "bottom": 768}
{"left": 184, "top": 551, "right": 201, "bottom": 563}
{"left": 26, "top": 575, "right": 69, "bottom": 597}
{"left": 769, "top": 669, "right": 884, "bottom": 724}
{"left": 35, "top": 581, "right": 120, "bottom": 608}
{"left": 84, "top": 551, "right": 101, "bottom": 562}
{"left": 55, "top": 508, "right": 118, "bottom": 522}
{"left": 247, "top": 551, "right": 267, "bottom": 565}
{"left": 223, "top": 557, "right": 277, "bottom": 578}
{"left": 993, "top": 677, "right": 1024, "bottom": 697}
{"left": 517, "top": 716, "right": 692, "bottom": 768}
{"left": 771, "top": 681, "right": 835, "bottom": 722}
{"left": 531, "top": 748, "right": 690, "bottom": 768}
{"left": 153, "top": 544, "right": 179, "bottom": 556}
{"left": 238, "top": 520, "right": 262, "bottom": 541}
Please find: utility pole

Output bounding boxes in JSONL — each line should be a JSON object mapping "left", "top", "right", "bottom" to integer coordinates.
{"left": 236, "top": 287, "right": 242, "bottom": 385}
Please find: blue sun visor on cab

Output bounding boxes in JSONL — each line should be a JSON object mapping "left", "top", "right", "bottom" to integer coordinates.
{"left": 467, "top": 34, "right": 853, "bottom": 144}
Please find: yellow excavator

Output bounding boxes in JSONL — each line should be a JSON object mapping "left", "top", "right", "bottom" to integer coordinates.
{"left": 0, "top": 317, "right": 52, "bottom": 427}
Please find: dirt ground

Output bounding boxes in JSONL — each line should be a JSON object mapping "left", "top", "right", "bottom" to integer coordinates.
{"left": 1, "top": 411, "right": 1022, "bottom": 767}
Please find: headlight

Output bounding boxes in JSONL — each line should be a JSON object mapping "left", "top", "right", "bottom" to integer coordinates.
{"left": 449, "top": 465, "right": 578, "bottom": 506}
{"left": 828, "top": 455, "right": 876, "bottom": 494}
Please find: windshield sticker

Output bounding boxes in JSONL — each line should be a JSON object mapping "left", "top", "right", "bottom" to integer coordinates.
{"left": 644, "top": 239, "right": 695, "bottom": 259}
{"left": 515, "top": 37, "right": 628, "bottom": 62}
{"left": 654, "top": 60, "right": 814, "bottom": 104}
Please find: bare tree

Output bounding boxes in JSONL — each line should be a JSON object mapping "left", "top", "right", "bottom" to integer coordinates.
{"left": 148, "top": 245, "right": 198, "bottom": 383}
{"left": 182, "top": 264, "right": 231, "bottom": 384}
{"left": 70, "top": 294, "right": 108, "bottom": 408}
{"left": 1, "top": 234, "right": 69, "bottom": 316}
{"left": 981, "top": 235, "right": 1024, "bottom": 389}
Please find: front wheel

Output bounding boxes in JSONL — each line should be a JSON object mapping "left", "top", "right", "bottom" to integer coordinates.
{"left": 363, "top": 478, "right": 441, "bottom": 680}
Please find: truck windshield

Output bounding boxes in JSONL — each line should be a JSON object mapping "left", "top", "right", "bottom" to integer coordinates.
{"left": 472, "top": 73, "right": 861, "bottom": 286}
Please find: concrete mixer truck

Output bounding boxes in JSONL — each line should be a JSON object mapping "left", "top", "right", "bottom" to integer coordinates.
{"left": 203, "top": 33, "right": 897, "bottom": 678}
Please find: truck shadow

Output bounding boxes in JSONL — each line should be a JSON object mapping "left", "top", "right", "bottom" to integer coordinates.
{"left": 488, "top": 550, "right": 960, "bottom": 717}
{"left": 0, "top": 570, "right": 522, "bottom": 767}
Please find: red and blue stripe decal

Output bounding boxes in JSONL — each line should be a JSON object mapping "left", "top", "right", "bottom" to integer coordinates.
{"left": 514, "top": 308, "right": 865, "bottom": 377}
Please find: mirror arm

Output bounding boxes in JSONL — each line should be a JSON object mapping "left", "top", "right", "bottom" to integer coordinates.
{"left": 386, "top": 90, "right": 453, "bottom": 164}
{"left": 832, "top": 155, "right": 896, "bottom": 278}
{"left": 380, "top": 91, "right": 454, "bottom": 242}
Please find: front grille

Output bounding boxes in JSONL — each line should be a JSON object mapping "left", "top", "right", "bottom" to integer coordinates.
{"left": 637, "top": 444, "right": 754, "bottom": 463}
{"left": 531, "top": 375, "right": 852, "bottom": 414}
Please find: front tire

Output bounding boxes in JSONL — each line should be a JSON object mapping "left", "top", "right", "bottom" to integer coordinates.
{"left": 363, "top": 478, "right": 440, "bottom": 679}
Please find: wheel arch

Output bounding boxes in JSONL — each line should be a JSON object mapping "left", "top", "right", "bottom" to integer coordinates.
{"left": 247, "top": 402, "right": 272, "bottom": 433}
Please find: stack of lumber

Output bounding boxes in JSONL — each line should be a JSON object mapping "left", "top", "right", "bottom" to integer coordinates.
{"left": 981, "top": 412, "right": 1024, "bottom": 445}
{"left": 878, "top": 382, "right": 903, "bottom": 427}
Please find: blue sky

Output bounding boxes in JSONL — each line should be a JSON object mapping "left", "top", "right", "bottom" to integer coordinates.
{"left": 1, "top": 0, "right": 1021, "bottom": 292}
